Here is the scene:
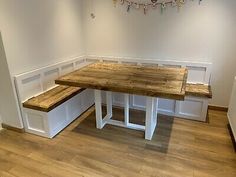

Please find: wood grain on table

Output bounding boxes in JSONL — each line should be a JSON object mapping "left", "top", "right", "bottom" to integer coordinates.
{"left": 55, "top": 62, "right": 188, "bottom": 100}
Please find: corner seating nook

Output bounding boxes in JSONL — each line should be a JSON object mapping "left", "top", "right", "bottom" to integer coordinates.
{"left": 14, "top": 57, "right": 212, "bottom": 138}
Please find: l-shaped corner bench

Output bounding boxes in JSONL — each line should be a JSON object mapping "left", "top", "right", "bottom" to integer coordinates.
{"left": 14, "top": 57, "right": 212, "bottom": 138}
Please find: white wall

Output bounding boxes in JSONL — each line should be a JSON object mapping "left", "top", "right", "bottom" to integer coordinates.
{"left": 0, "top": 0, "right": 85, "bottom": 128}
{"left": 83, "top": 0, "right": 236, "bottom": 107}
{"left": 0, "top": 0, "right": 85, "bottom": 75}
{"left": 0, "top": 32, "right": 23, "bottom": 128}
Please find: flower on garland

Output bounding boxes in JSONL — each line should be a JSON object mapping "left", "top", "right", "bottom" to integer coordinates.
{"left": 113, "top": 0, "right": 203, "bottom": 15}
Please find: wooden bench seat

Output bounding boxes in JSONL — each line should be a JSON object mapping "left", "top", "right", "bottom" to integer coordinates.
{"left": 186, "top": 83, "right": 212, "bottom": 98}
{"left": 23, "top": 86, "right": 85, "bottom": 112}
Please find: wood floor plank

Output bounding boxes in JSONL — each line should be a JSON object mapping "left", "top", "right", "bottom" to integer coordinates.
{"left": 0, "top": 107, "right": 235, "bottom": 177}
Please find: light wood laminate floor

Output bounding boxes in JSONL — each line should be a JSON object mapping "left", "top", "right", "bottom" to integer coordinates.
{"left": 0, "top": 107, "right": 235, "bottom": 177}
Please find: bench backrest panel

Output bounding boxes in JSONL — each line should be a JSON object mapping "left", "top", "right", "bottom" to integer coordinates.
{"left": 86, "top": 57, "right": 212, "bottom": 85}
{"left": 15, "top": 57, "right": 92, "bottom": 103}
{"left": 15, "top": 56, "right": 212, "bottom": 106}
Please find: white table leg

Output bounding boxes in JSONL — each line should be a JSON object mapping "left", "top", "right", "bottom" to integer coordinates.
{"left": 95, "top": 90, "right": 103, "bottom": 129}
{"left": 145, "top": 97, "right": 158, "bottom": 140}
{"left": 106, "top": 91, "right": 112, "bottom": 117}
{"left": 95, "top": 90, "right": 113, "bottom": 129}
{"left": 94, "top": 90, "right": 157, "bottom": 140}
{"left": 124, "top": 94, "right": 129, "bottom": 126}
{"left": 153, "top": 98, "right": 158, "bottom": 128}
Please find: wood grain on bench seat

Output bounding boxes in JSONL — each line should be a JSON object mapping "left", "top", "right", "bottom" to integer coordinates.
{"left": 186, "top": 83, "right": 212, "bottom": 98}
{"left": 23, "top": 86, "right": 85, "bottom": 112}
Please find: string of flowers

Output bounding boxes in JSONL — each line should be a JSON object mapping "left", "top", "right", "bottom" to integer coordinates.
{"left": 113, "top": 0, "right": 203, "bottom": 14}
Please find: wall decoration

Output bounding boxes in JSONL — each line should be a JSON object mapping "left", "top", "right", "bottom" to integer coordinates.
{"left": 113, "top": 0, "right": 203, "bottom": 15}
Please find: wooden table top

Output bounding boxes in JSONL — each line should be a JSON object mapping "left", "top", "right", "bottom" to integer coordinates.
{"left": 55, "top": 62, "right": 188, "bottom": 100}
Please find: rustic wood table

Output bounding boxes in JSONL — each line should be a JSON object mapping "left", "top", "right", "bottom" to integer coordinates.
{"left": 55, "top": 62, "right": 188, "bottom": 140}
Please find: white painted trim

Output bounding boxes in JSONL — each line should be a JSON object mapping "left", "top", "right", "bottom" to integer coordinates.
{"left": 87, "top": 55, "right": 211, "bottom": 64}
{"left": 145, "top": 97, "right": 158, "bottom": 140}
{"left": 106, "top": 91, "right": 113, "bottom": 117}
{"left": 95, "top": 90, "right": 104, "bottom": 129}
{"left": 106, "top": 119, "right": 145, "bottom": 131}
{"left": 124, "top": 94, "right": 130, "bottom": 126}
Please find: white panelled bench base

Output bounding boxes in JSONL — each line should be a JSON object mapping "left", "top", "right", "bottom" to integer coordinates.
{"left": 23, "top": 89, "right": 94, "bottom": 138}
{"left": 176, "top": 96, "right": 209, "bottom": 122}
{"left": 104, "top": 93, "right": 209, "bottom": 122}
{"left": 15, "top": 56, "right": 95, "bottom": 138}
{"left": 157, "top": 96, "right": 209, "bottom": 121}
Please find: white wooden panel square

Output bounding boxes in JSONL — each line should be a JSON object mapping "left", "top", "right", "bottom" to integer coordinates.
{"left": 21, "top": 74, "right": 42, "bottom": 101}
{"left": 61, "top": 63, "right": 74, "bottom": 76}
{"left": 187, "top": 66, "right": 206, "bottom": 83}
{"left": 26, "top": 113, "right": 45, "bottom": 132}
{"left": 75, "top": 59, "right": 85, "bottom": 67}
{"left": 48, "top": 106, "right": 67, "bottom": 131}
{"left": 43, "top": 68, "right": 60, "bottom": 91}
{"left": 113, "top": 92, "right": 125, "bottom": 107}
{"left": 178, "top": 99, "right": 203, "bottom": 117}
{"left": 131, "top": 95, "right": 146, "bottom": 110}
{"left": 158, "top": 99, "right": 176, "bottom": 115}
{"left": 67, "top": 94, "right": 82, "bottom": 120}
{"left": 80, "top": 89, "right": 94, "bottom": 111}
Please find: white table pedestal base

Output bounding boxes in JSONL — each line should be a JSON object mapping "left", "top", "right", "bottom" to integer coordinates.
{"left": 94, "top": 90, "right": 158, "bottom": 140}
